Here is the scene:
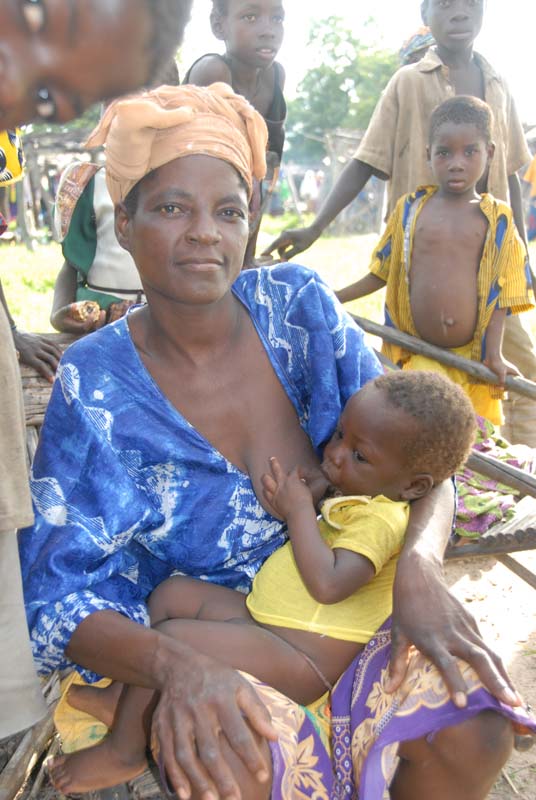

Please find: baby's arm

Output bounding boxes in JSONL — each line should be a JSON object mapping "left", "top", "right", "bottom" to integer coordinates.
{"left": 261, "top": 457, "right": 375, "bottom": 604}
{"left": 335, "top": 273, "right": 385, "bottom": 304}
{"left": 483, "top": 307, "right": 520, "bottom": 386}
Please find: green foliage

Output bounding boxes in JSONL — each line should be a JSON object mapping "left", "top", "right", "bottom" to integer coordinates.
{"left": 285, "top": 16, "right": 398, "bottom": 164}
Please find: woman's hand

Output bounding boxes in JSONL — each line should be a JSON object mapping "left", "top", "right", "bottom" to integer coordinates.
{"left": 152, "top": 650, "right": 277, "bottom": 800}
{"left": 387, "top": 552, "right": 520, "bottom": 709}
{"left": 261, "top": 457, "right": 313, "bottom": 519}
{"left": 13, "top": 330, "right": 62, "bottom": 382}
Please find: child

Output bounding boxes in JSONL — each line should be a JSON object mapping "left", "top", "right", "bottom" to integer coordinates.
{"left": 336, "top": 96, "right": 534, "bottom": 426}
{"left": 265, "top": 0, "right": 536, "bottom": 446}
{"left": 49, "top": 369, "right": 477, "bottom": 794}
{"left": 183, "top": 0, "right": 286, "bottom": 264}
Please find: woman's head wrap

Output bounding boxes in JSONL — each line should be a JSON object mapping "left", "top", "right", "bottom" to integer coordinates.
{"left": 85, "top": 83, "right": 268, "bottom": 204}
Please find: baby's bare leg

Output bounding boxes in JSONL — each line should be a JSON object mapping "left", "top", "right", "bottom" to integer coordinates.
{"left": 148, "top": 575, "right": 251, "bottom": 624}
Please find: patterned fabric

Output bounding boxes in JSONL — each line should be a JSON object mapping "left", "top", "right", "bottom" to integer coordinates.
{"left": 19, "top": 265, "right": 382, "bottom": 680}
{"left": 0, "top": 129, "right": 24, "bottom": 185}
{"left": 369, "top": 186, "right": 534, "bottom": 389}
{"left": 455, "top": 415, "right": 536, "bottom": 538}
{"left": 253, "top": 618, "right": 536, "bottom": 799}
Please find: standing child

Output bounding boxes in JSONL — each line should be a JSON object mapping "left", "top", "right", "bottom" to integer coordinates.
{"left": 336, "top": 96, "right": 534, "bottom": 426}
{"left": 265, "top": 0, "right": 536, "bottom": 445}
{"left": 183, "top": 0, "right": 286, "bottom": 264}
{"left": 48, "top": 369, "right": 477, "bottom": 794}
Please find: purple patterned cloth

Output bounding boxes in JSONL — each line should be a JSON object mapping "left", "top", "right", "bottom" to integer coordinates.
{"left": 250, "top": 618, "right": 536, "bottom": 799}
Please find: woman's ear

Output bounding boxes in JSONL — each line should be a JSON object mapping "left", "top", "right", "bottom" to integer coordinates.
{"left": 115, "top": 202, "right": 132, "bottom": 254}
{"left": 487, "top": 141, "right": 496, "bottom": 162}
{"left": 401, "top": 474, "right": 434, "bottom": 501}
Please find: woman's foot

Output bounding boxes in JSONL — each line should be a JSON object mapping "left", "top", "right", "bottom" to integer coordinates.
{"left": 48, "top": 738, "right": 147, "bottom": 794}
{"left": 67, "top": 682, "right": 122, "bottom": 728}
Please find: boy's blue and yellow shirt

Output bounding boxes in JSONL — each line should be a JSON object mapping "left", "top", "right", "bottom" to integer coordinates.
{"left": 0, "top": 129, "right": 24, "bottom": 185}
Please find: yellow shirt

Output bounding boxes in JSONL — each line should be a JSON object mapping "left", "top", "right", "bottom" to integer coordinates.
{"left": 246, "top": 495, "right": 409, "bottom": 644}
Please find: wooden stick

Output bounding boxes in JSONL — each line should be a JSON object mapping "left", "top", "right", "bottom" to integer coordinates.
{"left": 0, "top": 713, "right": 55, "bottom": 800}
{"left": 352, "top": 315, "right": 536, "bottom": 401}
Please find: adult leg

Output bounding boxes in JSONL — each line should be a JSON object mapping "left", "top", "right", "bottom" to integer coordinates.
{"left": 0, "top": 530, "right": 47, "bottom": 739}
{"left": 501, "top": 314, "right": 536, "bottom": 446}
{"left": 391, "top": 710, "right": 513, "bottom": 800}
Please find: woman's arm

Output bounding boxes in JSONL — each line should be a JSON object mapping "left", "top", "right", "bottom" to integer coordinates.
{"left": 388, "top": 480, "right": 520, "bottom": 708}
{"left": 262, "top": 458, "right": 375, "bottom": 603}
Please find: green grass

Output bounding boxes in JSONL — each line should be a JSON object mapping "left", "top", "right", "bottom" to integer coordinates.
{"left": 2, "top": 224, "right": 536, "bottom": 347}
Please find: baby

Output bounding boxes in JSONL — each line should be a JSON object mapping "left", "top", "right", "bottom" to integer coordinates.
{"left": 50, "top": 369, "right": 476, "bottom": 794}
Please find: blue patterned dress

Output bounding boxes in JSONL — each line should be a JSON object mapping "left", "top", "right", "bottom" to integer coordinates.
{"left": 19, "top": 265, "right": 381, "bottom": 679}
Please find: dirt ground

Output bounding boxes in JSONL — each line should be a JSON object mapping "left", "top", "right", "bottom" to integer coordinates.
{"left": 444, "top": 551, "right": 536, "bottom": 800}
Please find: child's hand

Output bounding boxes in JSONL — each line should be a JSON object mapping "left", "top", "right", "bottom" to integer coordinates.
{"left": 261, "top": 457, "right": 314, "bottom": 519}
{"left": 484, "top": 354, "right": 520, "bottom": 387}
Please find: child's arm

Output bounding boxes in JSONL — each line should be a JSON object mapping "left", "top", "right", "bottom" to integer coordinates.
{"left": 261, "top": 457, "right": 375, "bottom": 604}
{"left": 50, "top": 260, "right": 105, "bottom": 334}
{"left": 263, "top": 159, "right": 377, "bottom": 261}
{"left": 335, "top": 273, "right": 385, "bottom": 304}
{"left": 1, "top": 277, "right": 61, "bottom": 382}
{"left": 483, "top": 307, "right": 520, "bottom": 386}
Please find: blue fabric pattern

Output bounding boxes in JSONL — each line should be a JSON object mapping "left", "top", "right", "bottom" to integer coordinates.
{"left": 19, "top": 265, "right": 381, "bottom": 679}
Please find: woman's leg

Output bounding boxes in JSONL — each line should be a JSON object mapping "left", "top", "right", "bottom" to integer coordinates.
{"left": 391, "top": 710, "right": 513, "bottom": 800}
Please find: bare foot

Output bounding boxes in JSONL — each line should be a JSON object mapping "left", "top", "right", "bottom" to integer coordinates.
{"left": 67, "top": 682, "right": 122, "bottom": 728}
{"left": 48, "top": 738, "right": 147, "bottom": 794}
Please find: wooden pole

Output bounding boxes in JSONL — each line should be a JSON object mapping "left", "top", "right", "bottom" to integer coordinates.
{"left": 352, "top": 315, "right": 536, "bottom": 401}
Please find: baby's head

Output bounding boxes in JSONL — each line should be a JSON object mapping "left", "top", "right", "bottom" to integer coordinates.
{"left": 322, "top": 371, "right": 476, "bottom": 502}
{"left": 421, "top": 0, "right": 484, "bottom": 54}
{"left": 210, "top": 1, "right": 285, "bottom": 67}
{"left": 427, "top": 95, "right": 494, "bottom": 195}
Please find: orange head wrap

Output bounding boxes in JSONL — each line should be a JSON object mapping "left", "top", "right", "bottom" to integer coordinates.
{"left": 85, "top": 83, "right": 268, "bottom": 204}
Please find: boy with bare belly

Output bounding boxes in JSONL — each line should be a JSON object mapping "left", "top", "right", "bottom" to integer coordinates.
{"left": 336, "top": 95, "right": 534, "bottom": 425}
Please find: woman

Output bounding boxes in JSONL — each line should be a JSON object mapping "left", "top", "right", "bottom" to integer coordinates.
{"left": 20, "top": 85, "right": 533, "bottom": 800}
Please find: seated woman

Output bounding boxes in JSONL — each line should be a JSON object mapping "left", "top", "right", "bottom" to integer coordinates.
{"left": 20, "top": 84, "right": 534, "bottom": 800}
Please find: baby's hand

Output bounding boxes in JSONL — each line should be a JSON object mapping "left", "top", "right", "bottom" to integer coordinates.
{"left": 484, "top": 354, "right": 520, "bottom": 387}
{"left": 261, "top": 457, "right": 313, "bottom": 519}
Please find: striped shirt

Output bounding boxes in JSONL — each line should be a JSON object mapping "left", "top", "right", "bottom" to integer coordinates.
{"left": 370, "top": 186, "right": 534, "bottom": 367}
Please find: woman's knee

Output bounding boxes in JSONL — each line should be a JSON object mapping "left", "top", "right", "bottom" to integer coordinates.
{"left": 397, "top": 710, "right": 513, "bottom": 798}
